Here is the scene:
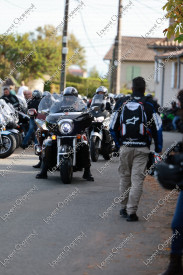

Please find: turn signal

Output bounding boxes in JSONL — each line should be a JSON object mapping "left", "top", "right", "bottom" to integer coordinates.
{"left": 52, "top": 135, "right": 57, "bottom": 140}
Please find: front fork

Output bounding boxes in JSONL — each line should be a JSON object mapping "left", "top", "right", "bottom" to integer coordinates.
{"left": 90, "top": 130, "right": 103, "bottom": 149}
{"left": 57, "top": 137, "right": 77, "bottom": 167}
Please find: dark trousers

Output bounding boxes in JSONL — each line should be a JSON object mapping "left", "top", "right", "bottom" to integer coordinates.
{"left": 171, "top": 191, "right": 183, "bottom": 255}
{"left": 22, "top": 118, "right": 37, "bottom": 146}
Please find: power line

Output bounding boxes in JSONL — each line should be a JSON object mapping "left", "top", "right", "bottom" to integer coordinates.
{"left": 2, "top": 0, "right": 24, "bottom": 9}
{"left": 74, "top": 0, "right": 104, "bottom": 59}
{"left": 133, "top": 0, "right": 163, "bottom": 14}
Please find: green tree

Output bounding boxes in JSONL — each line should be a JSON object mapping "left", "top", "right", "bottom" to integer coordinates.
{"left": 89, "top": 66, "right": 100, "bottom": 78}
{"left": 0, "top": 25, "right": 86, "bottom": 83}
{"left": 163, "top": 0, "right": 183, "bottom": 42}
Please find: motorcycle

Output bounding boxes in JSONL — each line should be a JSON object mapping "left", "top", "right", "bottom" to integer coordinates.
{"left": 0, "top": 100, "right": 18, "bottom": 158}
{"left": 161, "top": 108, "right": 183, "bottom": 132}
{"left": 37, "top": 95, "right": 92, "bottom": 184}
{"left": 89, "top": 94, "right": 113, "bottom": 162}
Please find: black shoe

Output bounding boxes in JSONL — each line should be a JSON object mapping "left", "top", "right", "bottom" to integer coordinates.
{"left": 20, "top": 144, "right": 28, "bottom": 150}
{"left": 83, "top": 169, "right": 94, "bottom": 181}
{"left": 120, "top": 208, "right": 128, "bottom": 218}
{"left": 126, "top": 213, "right": 139, "bottom": 222}
{"left": 161, "top": 254, "right": 182, "bottom": 275}
{"left": 36, "top": 173, "right": 47, "bottom": 179}
{"left": 33, "top": 161, "right": 42, "bottom": 169}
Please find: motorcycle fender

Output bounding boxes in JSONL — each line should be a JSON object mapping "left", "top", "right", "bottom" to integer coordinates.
{"left": 91, "top": 131, "right": 102, "bottom": 140}
{"left": 1, "top": 131, "right": 12, "bottom": 136}
{"left": 58, "top": 145, "right": 73, "bottom": 166}
{"left": 8, "top": 129, "right": 19, "bottom": 134}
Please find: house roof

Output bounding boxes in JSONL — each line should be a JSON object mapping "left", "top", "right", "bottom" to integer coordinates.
{"left": 156, "top": 48, "right": 183, "bottom": 59}
{"left": 104, "top": 36, "right": 165, "bottom": 62}
{"left": 147, "top": 38, "right": 183, "bottom": 49}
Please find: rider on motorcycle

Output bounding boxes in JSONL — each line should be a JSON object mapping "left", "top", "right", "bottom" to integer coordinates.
{"left": 1, "top": 87, "right": 19, "bottom": 108}
{"left": 21, "top": 90, "right": 42, "bottom": 149}
{"left": 36, "top": 87, "right": 94, "bottom": 181}
{"left": 95, "top": 86, "right": 112, "bottom": 112}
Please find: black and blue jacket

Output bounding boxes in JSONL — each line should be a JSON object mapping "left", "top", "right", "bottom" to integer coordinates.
{"left": 109, "top": 92, "right": 163, "bottom": 153}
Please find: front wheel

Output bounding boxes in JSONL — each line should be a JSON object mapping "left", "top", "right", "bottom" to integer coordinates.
{"left": 103, "top": 143, "right": 112, "bottom": 160}
{"left": 60, "top": 157, "right": 73, "bottom": 184}
{"left": 0, "top": 134, "right": 16, "bottom": 158}
{"left": 90, "top": 136, "right": 100, "bottom": 162}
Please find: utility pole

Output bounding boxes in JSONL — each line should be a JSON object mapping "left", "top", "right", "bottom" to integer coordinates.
{"left": 109, "top": 47, "right": 115, "bottom": 93}
{"left": 60, "top": 0, "right": 69, "bottom": 92}
{"left": 112, "top": 0, "right": 122, "bottom": 94}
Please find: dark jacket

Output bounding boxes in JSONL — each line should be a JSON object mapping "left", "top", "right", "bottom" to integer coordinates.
{"left": 109, "top": 92, "right": 163, "bottom": 153}
{"left": 1, "top": 94, "right": 19, "bottom": 108}
{"left": 28, "top": 98, "right": 41, "bottom": 111}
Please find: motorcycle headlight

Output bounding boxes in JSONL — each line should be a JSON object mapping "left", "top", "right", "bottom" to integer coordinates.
{"left": 58, "top": 119, "right": 73, "bottom": 134}
{"left": 95, "top": 116, "right": 104, "bottom": 122}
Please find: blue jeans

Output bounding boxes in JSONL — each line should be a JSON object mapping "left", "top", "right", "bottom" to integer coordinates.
{"left": 171, "top": 191, "right": 183, "bottom": 255}
{"left": 172, "top": 116, "right": 180, "bottom": 130}
{"left": 22, "top": 118, "right": 37, "bottom": 146}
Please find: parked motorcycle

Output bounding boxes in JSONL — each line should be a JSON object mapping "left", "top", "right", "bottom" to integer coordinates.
{"left": 0, "top": 99, "right": 17, "bottom": 158}
{"left": 161, "top": 108, "right": 183, "bottom": 132}
{"left": 38, "top": 95, "right": 92, "bottom": 184}
{"left": 89, "top": 94, "right": 113, "bottom": 162}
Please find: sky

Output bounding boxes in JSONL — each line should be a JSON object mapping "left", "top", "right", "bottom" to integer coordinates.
{"left": 0, "top": 0, "right": 168, "bottom": 76}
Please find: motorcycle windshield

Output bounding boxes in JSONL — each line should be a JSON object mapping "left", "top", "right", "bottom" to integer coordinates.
{"left": 17, "top": 95, "right": 27, "bottom": 112}
{"left": 38, "top": 94, "right": 60, "bottom": 113}
{"left": 91, "top": 94, "right": 106, "bottom": 109}
{"left": 50, "top": 96, "right": 87, "bottom": 113}
{"left": 0, "top": 99, "right": 16, "bottom": 124}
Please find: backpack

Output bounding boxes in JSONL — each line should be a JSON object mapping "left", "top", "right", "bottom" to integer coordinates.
{"left": 120, "top": 97, "right": 148, "bottom": 144}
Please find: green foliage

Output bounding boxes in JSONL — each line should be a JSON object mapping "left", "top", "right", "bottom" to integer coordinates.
{"left": 0, "top": 25, "right": 86, "bottom": 83}
{"left": 51, "top": 75, "right": 109, "bottom": 98}
{"left": 120, "top": 88, "right": 132, "bottom": 95}
{"left": 163, "top": 0, "right": 183, "bottom": 42}
{"left": 66, "top": 74, "right": 83, "bottom": 83}
{"left": 88, "top": 66, "right": 100, "bottom": 78}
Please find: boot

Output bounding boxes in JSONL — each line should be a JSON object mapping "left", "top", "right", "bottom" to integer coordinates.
{"left": 83, "top": 167, "right": 94, "bottom": 181}
{"left": 36, "top": 161, "right": 48, "bottom": 179}
{"left": 33, "top": 160, "right": 42, "bottom": 169}
{"left": 161, "top": 254, "right": 183, "bottom": 275}
{"left": 120, "top": 208, "right": 128, "bottom": 218}
{"left": 36, "top": 173, "right": 47, "bottom": 179}
{"left": 126, "top": 213, "right": 139, "bottom": 222}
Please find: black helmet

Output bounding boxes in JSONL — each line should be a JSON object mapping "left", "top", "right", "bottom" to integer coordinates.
{"left": 63, "top": 87, "right": 78, "bottom": 97}
{"left": 96, "top": 86, "right": 108, "bottom": 95}
{"left": 155, "top": 153, "right": 183, "bottom": 190}
{"left": 32, "top": 90, "right": 42, "bottom": 99}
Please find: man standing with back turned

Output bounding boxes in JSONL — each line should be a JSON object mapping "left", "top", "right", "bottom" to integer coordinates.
{"left": 110, "top": 77, "right": 163, "bottom": 221}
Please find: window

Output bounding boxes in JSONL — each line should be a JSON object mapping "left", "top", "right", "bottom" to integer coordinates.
{"left": 171, "top": 62, "right": 178, "bottom": 89}
{"left": 126, "top": 66, "right": 141, "bottom": 82}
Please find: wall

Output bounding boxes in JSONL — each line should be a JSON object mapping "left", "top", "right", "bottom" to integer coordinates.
{"left": 155, "top": 59, "right": 183, "bottom": 107}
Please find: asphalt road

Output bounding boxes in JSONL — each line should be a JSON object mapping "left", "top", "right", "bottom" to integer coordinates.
{"left": 0, "top": 131, "right": 182, "bottom": 275}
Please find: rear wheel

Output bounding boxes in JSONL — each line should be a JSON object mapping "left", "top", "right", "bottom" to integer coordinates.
{"left": 0, "top": 134, "right": 16, "bottom": 158}
{"left": 60, "top": 157, "right": 73, "bottom": 184}
{"left": 90, "top": 136, "right": 99, "bottom": 162}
